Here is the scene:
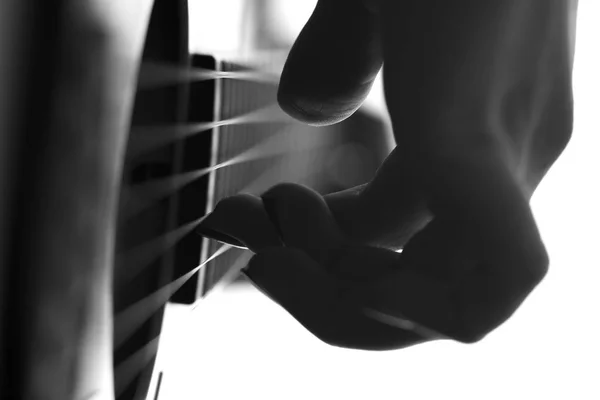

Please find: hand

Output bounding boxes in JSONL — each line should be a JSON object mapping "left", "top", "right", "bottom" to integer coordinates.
{"left": 275, "top": 0, "right": 576, "bottom": 341}
{"left": 198, "top": 0, "right": 577, "bottom": 348}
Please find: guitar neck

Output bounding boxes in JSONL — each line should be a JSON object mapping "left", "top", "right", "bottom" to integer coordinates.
{"left": 170, "top": 53, "right": 340, "bottom": 303}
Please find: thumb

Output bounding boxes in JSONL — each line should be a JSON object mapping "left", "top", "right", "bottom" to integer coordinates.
{"left": 278, "top": 0, "right": 382, "bottom": 125}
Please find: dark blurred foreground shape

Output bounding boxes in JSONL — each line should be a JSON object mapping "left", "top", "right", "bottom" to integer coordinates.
{"left": 0, "top": 0, "right": 157, "bottom": 398}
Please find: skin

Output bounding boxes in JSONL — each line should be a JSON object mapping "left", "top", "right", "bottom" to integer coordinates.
{"left": 197, "top": 0, "right": 578, "bottom": 350}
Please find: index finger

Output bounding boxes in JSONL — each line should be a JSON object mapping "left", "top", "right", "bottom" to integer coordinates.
{"left": 196, "top": 194, "right": 284, "bottom": 253}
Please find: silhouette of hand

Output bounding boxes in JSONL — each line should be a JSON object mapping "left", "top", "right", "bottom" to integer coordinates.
{"left": 197, "top": 0, "right": 577, "bottom": 349}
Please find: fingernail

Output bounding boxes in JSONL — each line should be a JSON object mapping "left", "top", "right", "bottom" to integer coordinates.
{"left": 195, "top": 214, "right": 246, "bottom": 248}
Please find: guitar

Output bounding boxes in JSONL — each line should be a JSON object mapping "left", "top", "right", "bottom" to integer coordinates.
{"left": 0, "top": 0, "right": 391, "bottom": 398}
{"left": 0, "top": 0, "right": 581, "bottom": 399}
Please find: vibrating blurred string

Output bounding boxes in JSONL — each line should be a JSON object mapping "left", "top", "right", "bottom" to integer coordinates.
{"left": 128, "top": 103, "right": 294, "bottom": 157}
{"left": 119, "top": 140, "right": 317, "bottom": 280}
{"left": 115, "top": 217, "right": 206, "bottom": 284}
{"left": 114, "top": 244, "right": 232, "bottom": 348}
{"left": 137, "top": 61, "right": 280, "bottom": 90}
{"left": 114, "top": 336, "right": 161, "bottom": 398}
{"left": 114, "top": 245, "right": 254, "bottom": 398}
{"left": 123, "top": 125, "right": 326, "bottom": 218}
{"left": 189, "top": 250, "right": 254, "bottom": 312}
{"left": 113, "top": 239, "right": 255, "bottom": 398}
{"left": 123, "top": 252, "right": 254, "bottom": 397}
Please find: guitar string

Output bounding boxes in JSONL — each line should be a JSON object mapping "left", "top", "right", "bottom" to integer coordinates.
{"left": 190, "top": 249, "right": 254, "bottom": 310}
{"left": 129, "top": 103, "right": 293, "bottom": 156}
{"left": 116, "top": 94, "right": 295, "bottom": 355}
{"left": 114, "top": 244, "right": 233, "bottom": 348}
{"left": 138, "top": 61, "right": 280, "bottom": 90}
{"left": 116, "top": 126, "right": 318, "bottom": 340}
{"left": 113, "top": 243, "right": 252, "bottom": 394}
{"left": 113, "top": 162, "right": 317, "bottom": 387}
{"left": 114, "top": 217, "right": 205, "bottom": 284}
{"left": 114, "top": 161, "right": 293, "bottom": 346}
{"left": 116, "top": 121, "right": 325, "bottom": 329}
{"left": 114, "top": 336, "right": 161, "bottom": 398}
{"left": 115, "top": 119, "right": 362, "bottom": 394}
{"left": 115, "top": 64, "right": 306, "bottom": 391}
{"left": 115, "top": 159, "right": 299, "bottom": 353}
{"left": 114, "top": 247, "right": 254, "bottom": 393}
{"left": 113, "top": 131, "right": 300, "bottom": 387}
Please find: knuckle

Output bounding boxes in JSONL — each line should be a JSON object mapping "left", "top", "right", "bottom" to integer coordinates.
{"left": 262, "top": 182, "right": 313, "bottom": 203}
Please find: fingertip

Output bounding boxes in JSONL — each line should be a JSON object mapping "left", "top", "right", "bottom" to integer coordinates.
{"left": 277, "top": 84, "right": 365, "bottom": 126}
{"left": 276, "top": 0, "right": 381, "bottom": 126}
{"left": 198, "top": 193, "right": 283, "bottom": 252}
